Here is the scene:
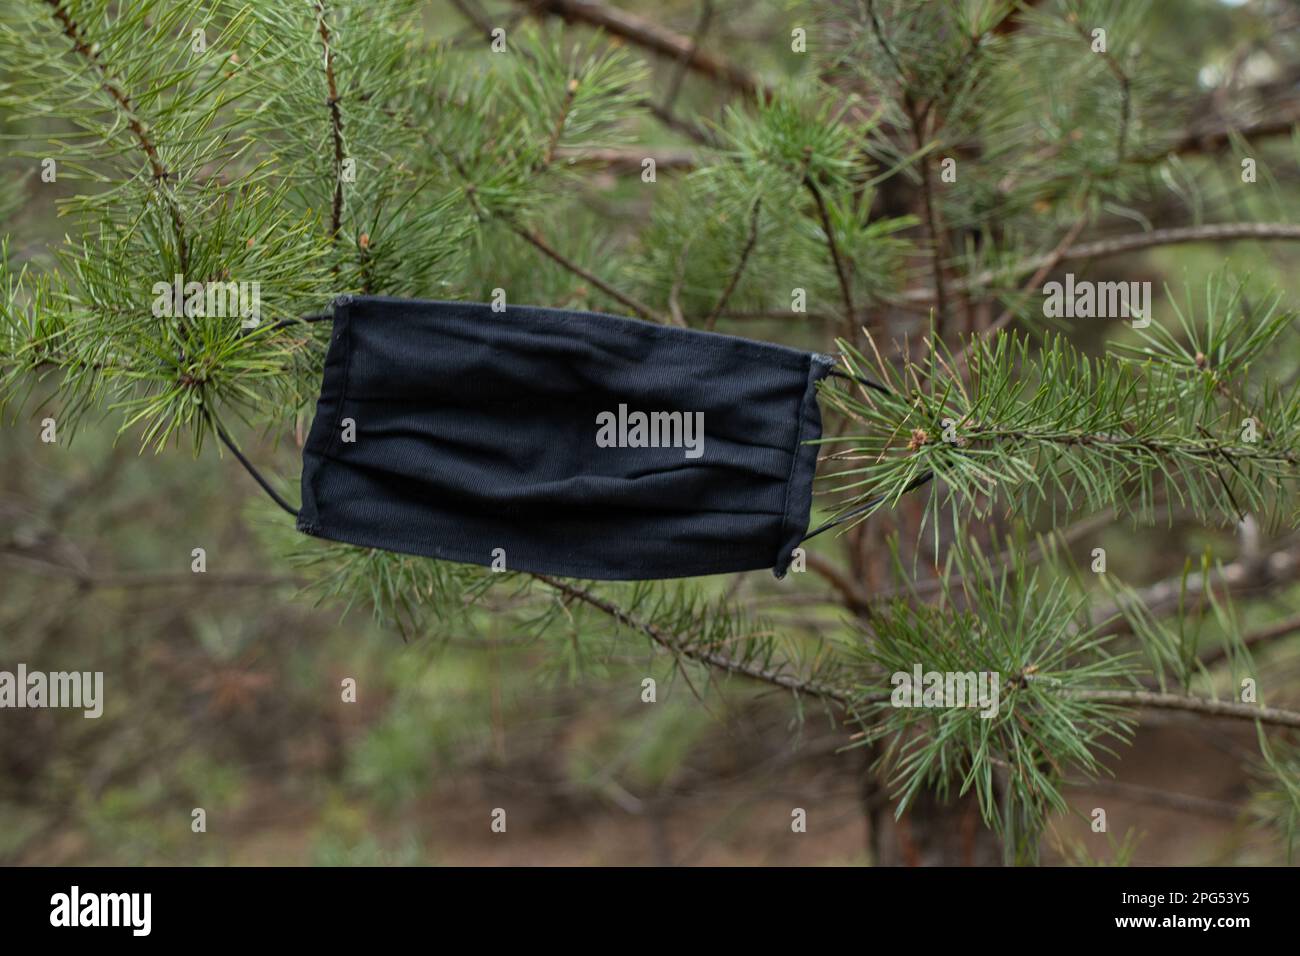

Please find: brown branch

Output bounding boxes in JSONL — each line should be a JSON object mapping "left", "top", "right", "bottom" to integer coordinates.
{"left": 953, "top": 211, "right": 1091, "bottom": 368}
{"left": 661, "top": 0, "right": 713, "bottom": 113}
{"left": 552, "top": 146, "right": 698, "bottom": 173}
{"left": 531, "top": 573, "right": 855, "bottom": 704}
{"left": 448, "top": 0, "right": 497, "bottom": 39}
{"left": 991, "top": 103, "right": 1300, "bottom": 200}
{"left": 1199, "top": 611, "right": 1300, "bottom": 669}
{"left": 865, "top": 0, "right": 907, "bottom": 85}
{"left": 1063, "top": 778, "right": 1243, "bottom": 820}
{"left": 642, "top": 99, "right": 719, "bottom": 148}
{"left": 511, "top": 222, "right": 667, "bottom": 323}
{"left": 803, "top": 169, "right": 856, "bottom": 339}
{"left": 1064, "top": 688, "right": 1300, "bottom": 729}
{"left": 543, "top": 78, "right": 580, "bottom": 168}
{"left": 519, "top": 0, "right": 769, "bottom": 100}
{"left": 714, "top": 309, "right": 841, "bottom": 323}
{"left": 1, "top": 549, "right": 298, "bottom": 591}
{"left": 898, "top": 223, "right": 1300, "bottom": 303}
{"left": 703, "top": 198, "right": 761, "bottom": 330}
{"left": 803, "top": 552, "right": 873, "bottom": 619}
{"left": 910, "top": 108, "right": 949, "bottom": 334}
{"left": 315, "top": 1, "right": 346, "bottom": 244}
{"left": 1143, "top": 104, "right": 1300, "bottom": 163}
{"left": 42, "top": 0, "right": 188, "bottom": 271}
{"left": 1093, "top": 539, "right": 1300, "bottom": 637}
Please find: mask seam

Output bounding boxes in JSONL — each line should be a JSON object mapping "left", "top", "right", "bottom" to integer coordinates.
{"left": 775, "top": 355, "right": 814, "bottom": 574}
{"left": 302, "top": 297, "right": 353, "bottom": 536}
{"left": 295, "top": 522, "right": 773, "bottom": 579}
{"left": 355, "top": 296, "right": 815, "bottom": 373}
{"left": 775, "top": 354, "right": 835, "bottom": 575}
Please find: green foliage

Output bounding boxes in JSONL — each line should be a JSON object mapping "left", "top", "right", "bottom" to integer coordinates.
{"left": 819, "top": 285, "right": 1299, "bottom": 542}
{"left": 2, "top": 0, "right": 1299, "bottom": 866}
{"left": 852, "top": 539, "right": 1137, "bottom": 861}
{"left": 1251, "top": 727, "right": 1300, "bottom": 864}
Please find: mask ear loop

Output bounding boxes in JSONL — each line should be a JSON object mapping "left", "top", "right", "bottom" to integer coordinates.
{"left": 270, "top": 312, "right": 334, "bottom": 331}
{"left": 801, "top": 365, "right": 935, "bottom": 542}
{"left": 208, "top": 411, "right": 301, "bottom": 519}
{"left": 801, "top": 471, "right": 934, "bottom": 541}
{"left": 825, "top": 366, "right": 893, "bottom": 395}
{"left": 210, "top": 311, "right": 336, "bottom": 518}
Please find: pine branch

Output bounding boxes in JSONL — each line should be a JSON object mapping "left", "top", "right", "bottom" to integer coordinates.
{"left": 520, "top": 0, "right": 769, "bottom": 100}
{"left": 542, "top": 78, "right": 579, "bottom": 168}
{"left": 1067, "top": 8, "right": 1131, "bottom": 163}
{"left": 642, "top": 98, "right": 718, "bottom": 147}
{"left": 553, "top": 147, "right": 698, "bottom": 173}
{"left": 1094, "top": 538, "right": 1300, "bottom": 637}
{"left": 40, "top": 0, "right": 189, "bottom": 271}
{"left": 900, "top": 223, "right": 1300, "bottom": 303}
{"left": 909, "top": 106, "right": 949, "bottom": 333}
{"left": 822, "top": 314, "right": 1299, "bottom": 533}
{"left": 958, "top": 208, "right": 1091, "bottom": 365}
{"left": 661, "top": 0, "right": 712, "bottom": 113}
{"left": 1143, "top": 104, "right": 1300, "bottom": 163}
{"left": 703, "top": 197, "right": 760, "bottom": 330}
{"left": 1064, "top": 688, "right": 1300, "bottom": 729}
{"left": 1063, "top": 778, "right": 1242, "bottom": 819}
{"left": 314, "top": 1, "right": 347, "bottom": 244}
{"left": 1199, "top": 611, "right": 1300, "bottom": 669}
{"left": 531, "top": 573, "right": 856, "bottom": 705}
{"left": 803, "top": 167, "right": 856, "bottom": 335}
{"left": 511, "top": 222, "right": 667, "bottom": 323}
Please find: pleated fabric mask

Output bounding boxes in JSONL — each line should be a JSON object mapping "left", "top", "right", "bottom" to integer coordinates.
{"left": 292, "top": 295, "right": 851, "bottom": 580}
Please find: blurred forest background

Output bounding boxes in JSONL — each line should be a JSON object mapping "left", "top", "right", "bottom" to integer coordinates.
{"left": 1, "top": 0, "right": 1299, "bottom": 865}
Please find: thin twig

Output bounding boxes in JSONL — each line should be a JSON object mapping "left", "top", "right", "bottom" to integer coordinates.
{"left": 1069, "top": 12, "right": 1131, "bottom": 162}
{"left": 511, "top": 223, "right": 668, "bottom": 323}
{"left": 953, "top": 212, "right": 1091, "bottom": 368}
{"left": 1062, "top": 778, "right": 1243, "bottom": 820}
{"left": 452, "top": 157, "right": 668, "bottom": 323}
{"left": 553, "top": 146, "right": 697, "bottom": 173}
{"left": 804, "top": 169, "right": 856, "bottom": 340}
{"left": 1093, "top": 538, "right": 1300, "bottom": 636}
{"left": 520, "top": 0, "right": 769, "bottom": 100}
{"left": 897, "top": 223, "right": 1300, "bottom": 303}
{"left": 42, "top": 0, "right": 188, "bottom": 271}
{"left": 662, "top": 0, "right": 713, "bottom": 113}
{"left": 910, "top": 105, "right": 949, "bottom": 334}
{"left": 803, "top": 552, "right": 873, "bottom": 619}
{"left": 542, "top": 78, "right": 579, "bottom": 168}
{"left": 1200, "top": 611, "right": 1300, "bottom": 669}
{"left": 531, "top": 573, "right": 856, "bottom": 704}
{"left": 704, "top": 198, "right": 761, "bottom": 330}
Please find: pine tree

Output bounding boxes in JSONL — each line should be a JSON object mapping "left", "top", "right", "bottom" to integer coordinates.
{"left": 2, "top": 0, "right": 1298, "bottom": 865}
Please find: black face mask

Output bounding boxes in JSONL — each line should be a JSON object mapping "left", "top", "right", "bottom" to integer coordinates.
{"left": 222, "top": 295, "right": 923, "bottom": 580}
